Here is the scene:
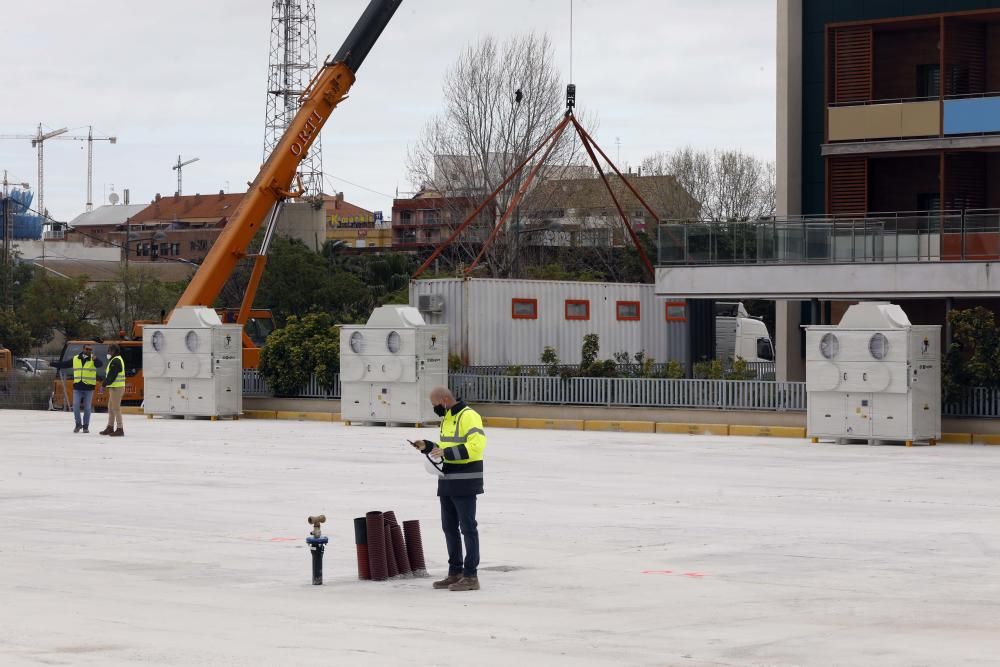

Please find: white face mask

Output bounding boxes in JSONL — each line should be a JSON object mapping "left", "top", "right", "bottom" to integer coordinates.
{"left": 106, "top": 354, "right": 112, "bottom": 359}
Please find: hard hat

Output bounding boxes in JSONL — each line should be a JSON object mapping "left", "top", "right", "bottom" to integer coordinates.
{"left": 424, "top": 453, "right": 444, "bottom": 477}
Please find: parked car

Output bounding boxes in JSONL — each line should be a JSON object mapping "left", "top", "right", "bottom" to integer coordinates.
{"left": 15, "top": 357, "right": 56, "bottom": 378}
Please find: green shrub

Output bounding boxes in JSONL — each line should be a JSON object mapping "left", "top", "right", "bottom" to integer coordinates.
{"left": 540, "top": 346, "right": 560, "bottom": 376}
{"left": 448, "top": 353, "right": 464, "bottom": 373}
{"left": 944, "top": 306, "right": 1000, "bottom": 401}
{"left": 658, "top": 360, "right": 686, "bottom": 379}
{"left": 259, "top": 313, "right": 340, "bottom": 396}
{"left": 726, "top": 357, "right": 758, "bottom": 381}
{"left": 693, "top": 358, "right": 724, "bottom": 380}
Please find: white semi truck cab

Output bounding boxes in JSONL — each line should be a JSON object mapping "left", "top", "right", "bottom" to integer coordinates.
{"left": 715, "top": 302, "right": 775, "bottom": 363}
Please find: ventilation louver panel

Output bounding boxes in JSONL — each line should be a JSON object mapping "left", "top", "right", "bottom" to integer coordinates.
{"left": 834, "top": 26, "right": 872, "bottom": 104}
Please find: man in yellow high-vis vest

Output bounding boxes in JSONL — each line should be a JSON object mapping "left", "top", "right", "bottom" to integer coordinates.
{"left": 54, "top": 343, "right": 104, "bottom": 433}
{"left": 100, "top": 343, "right": 126, "bottom": 437}
{"left": 411, "top": 386, "right": 486, "bottom": 592}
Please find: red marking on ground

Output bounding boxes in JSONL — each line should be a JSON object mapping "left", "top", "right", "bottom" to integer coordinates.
{"left": 683, "top": 572, "right": 706, "bottom": 578}
{"left": 269, "top": 537, "right": 300, "bottom": 542}
{"left": 641, "top": 570, "right": 674, "bottom": 575}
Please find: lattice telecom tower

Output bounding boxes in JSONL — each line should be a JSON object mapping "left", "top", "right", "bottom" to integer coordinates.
{"left": 263, "top": 0, "right": 324, "bottom": 197}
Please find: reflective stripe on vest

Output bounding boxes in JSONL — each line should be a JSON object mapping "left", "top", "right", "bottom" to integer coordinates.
{"left": 72, "top": 356, "right": 98, "bottom": 386}
{"left": 107, "top": 355, "right": 125, "bottom": 388}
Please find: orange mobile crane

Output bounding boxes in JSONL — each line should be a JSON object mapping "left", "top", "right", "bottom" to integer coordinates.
{"left": 53, "top": 0, "right": 403, "bottom": 408}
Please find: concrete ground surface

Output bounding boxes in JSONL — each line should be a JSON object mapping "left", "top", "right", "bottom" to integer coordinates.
{"left": 1, "top": 411, "right": 999, "bottom": 666}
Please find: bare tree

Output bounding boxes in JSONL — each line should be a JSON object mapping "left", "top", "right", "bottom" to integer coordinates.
{"left": 641, "top": 148, "right": 775, "bottom": 221}
{"left": 408, "top": 33, "right": 591, "bottom": 276}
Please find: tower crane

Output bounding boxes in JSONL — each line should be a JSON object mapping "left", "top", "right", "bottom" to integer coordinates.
{"left": 0, "top": 124, "right": 117, "bottom": 215}
{"left": 55, "top": 127, "right": 117, "bottom": 212}
{"left": 0, "top": 124, "right": 68, "bottom": 218}
{"left": 172, "top": 155, "right": 200, "bottom": 196}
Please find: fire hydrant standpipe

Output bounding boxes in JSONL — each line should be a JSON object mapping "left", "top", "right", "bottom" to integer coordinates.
{"left": 307, "top": 515, "right": 328, "bottom": 585}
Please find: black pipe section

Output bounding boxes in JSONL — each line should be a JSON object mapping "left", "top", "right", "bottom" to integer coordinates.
{"left": 334, "top": 0, "right": 403, "bottom": 74}
{"left": 354, "top": 516, "right": 368, "bottom": 545}
{"left": 354, "top": 517, "right": 370, "bottom": 580}
{"left": 306, "top": 536, "right": 329, "bottom": 585}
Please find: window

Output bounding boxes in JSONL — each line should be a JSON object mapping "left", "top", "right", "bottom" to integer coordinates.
{"left": 916, "top": 64, "right": 940, "bottom": 99}
{"left": 665, "top": 301, "right": 687, "bottom": 322}
{"left": 565, "top": 299, "right": 590, "bottom": 321}
{"left": 616, "top": 301, "right": 640, "bottom": 321}
{"left": 757, "top": 338, "right": 775, "bottom": 361}
{"left": 512, "top": 298, "right": 538, "bottom": 320}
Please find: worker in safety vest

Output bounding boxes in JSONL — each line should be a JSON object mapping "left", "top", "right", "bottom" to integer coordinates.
{"left": 100, "top": 344, "right": 126, "bottom": 437}
{"left": 410, "top": 386, "right": 486, "bottom": 592}
{"left": 54, "top": 343, "right": 104, "bottom": 433}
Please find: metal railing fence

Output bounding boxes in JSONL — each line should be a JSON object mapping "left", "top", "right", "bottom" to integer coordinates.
{"left": 658, "top": 209, "right": 1000, "bottom": 266}
{"left": 943, "top": 387, "right": 1000, "bottom": 418}
{"left": 240, "top": 370, "right": 1000, "bottom": 418}
{"left": 242, "top": 370, "right": 341, "bottom": 399}
{"left": 448, "top": 374, "right": 806, "bottom": 411}
{"left": 460, "top": 361, "right": 777, "bottom": 380}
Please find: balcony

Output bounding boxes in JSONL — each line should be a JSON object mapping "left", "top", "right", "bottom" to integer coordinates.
{"left": 828, "top": 100, "right": 940, "bottom": 143}
{"left": 654, "top": 211, "right": 1000, "bottom": 299}
{"left": 658, "top": 210, "right": 1000, "bottom": 266}
{"left": 944, "top": 94, "right": 1000, "bottom": 135}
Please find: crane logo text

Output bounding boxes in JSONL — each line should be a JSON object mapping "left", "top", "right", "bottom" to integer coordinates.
{"left": 290, "top": 111, "right": 324, "bottom": 156}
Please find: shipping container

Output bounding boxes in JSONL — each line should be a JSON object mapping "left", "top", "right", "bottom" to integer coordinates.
{"left": 410, "top": 278, "right": 689, "bottom": 367}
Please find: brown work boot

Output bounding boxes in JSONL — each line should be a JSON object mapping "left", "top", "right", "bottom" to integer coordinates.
{"left": 448, "top": 576, "right": 480, "bottom": 591}
{"left": 99, "top": 426, "right": 113, "bottom": 435}
{"left": 432, "top": 574, "right": 462, "bottom": 590}
{"left": 111, "top": 428, "right": 124, "bottom": 437}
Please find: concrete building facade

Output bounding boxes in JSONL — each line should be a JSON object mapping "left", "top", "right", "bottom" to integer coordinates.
{"left": 657, "top": 1, "right": 1000, "bottom": 381}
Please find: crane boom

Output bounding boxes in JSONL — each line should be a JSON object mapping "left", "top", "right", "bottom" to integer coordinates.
{"left": 176, "top": 0, "right": 401, "bottom": 311}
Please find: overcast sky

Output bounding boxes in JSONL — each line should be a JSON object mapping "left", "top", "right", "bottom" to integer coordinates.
{"left": 1, "top": 0, "right": 776, "bottom": 223}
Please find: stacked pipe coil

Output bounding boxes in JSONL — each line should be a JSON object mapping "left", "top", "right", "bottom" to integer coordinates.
{"left": 384, "top": 523, "right": 400, "bottom": 578}
{"left": 354, "top": 517, "right": 371, "bottom": 580}
{"left": 403, "top": 519, "right": 428, "bottom": 577}
{"left": 365, "top": 511, "right": 388, "bottom": 581}
{"left": 389, "top": 522, "right": 413, "bottom": 577}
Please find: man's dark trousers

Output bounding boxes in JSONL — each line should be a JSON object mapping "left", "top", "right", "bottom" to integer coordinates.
{"left": 440, "top": 495, "right": 479, "bottom": 577}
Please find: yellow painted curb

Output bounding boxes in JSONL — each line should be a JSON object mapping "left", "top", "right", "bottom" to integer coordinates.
{"left": 584, "top": 420, "right": 656, "bottom": 433}
{"left": 730, "top": 425, "right": 807, "bottom": 438}
{"left": 973, "top": 434, "right": 1000, "bottom": 445}
{"left": 121, "top": 406, "right": 143, "bottom": 415}
{"left": 517, "top": 418, "right": 585, "bottom": 431}
{"left": 483, "top": 416, "right": 518, "bottom": 429}
{"left": 656, "top": 422, "right": 730, "bottom": 436}
{"left": 276, "top": 411, "right": 334, "bottom": 422}
{"left": 243, "top": 409, "right": 278, "bottom": 420}
{"left": 940, "top": 432, "right": 973, "bottom": 444}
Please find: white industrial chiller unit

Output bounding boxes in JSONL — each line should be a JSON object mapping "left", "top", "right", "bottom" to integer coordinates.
{"left": 340, "top": 305, "right": 447, "bottom": 426}
{"left": 805, "top": 302, "right": 941, "bottom": 446}
{"left": 143, "top": 306, "right": 243, "bottom": 418}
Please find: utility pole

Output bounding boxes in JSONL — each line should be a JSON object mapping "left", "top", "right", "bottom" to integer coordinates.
{"left": 172, "top": 155, "right": 200, "bottom": 196}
